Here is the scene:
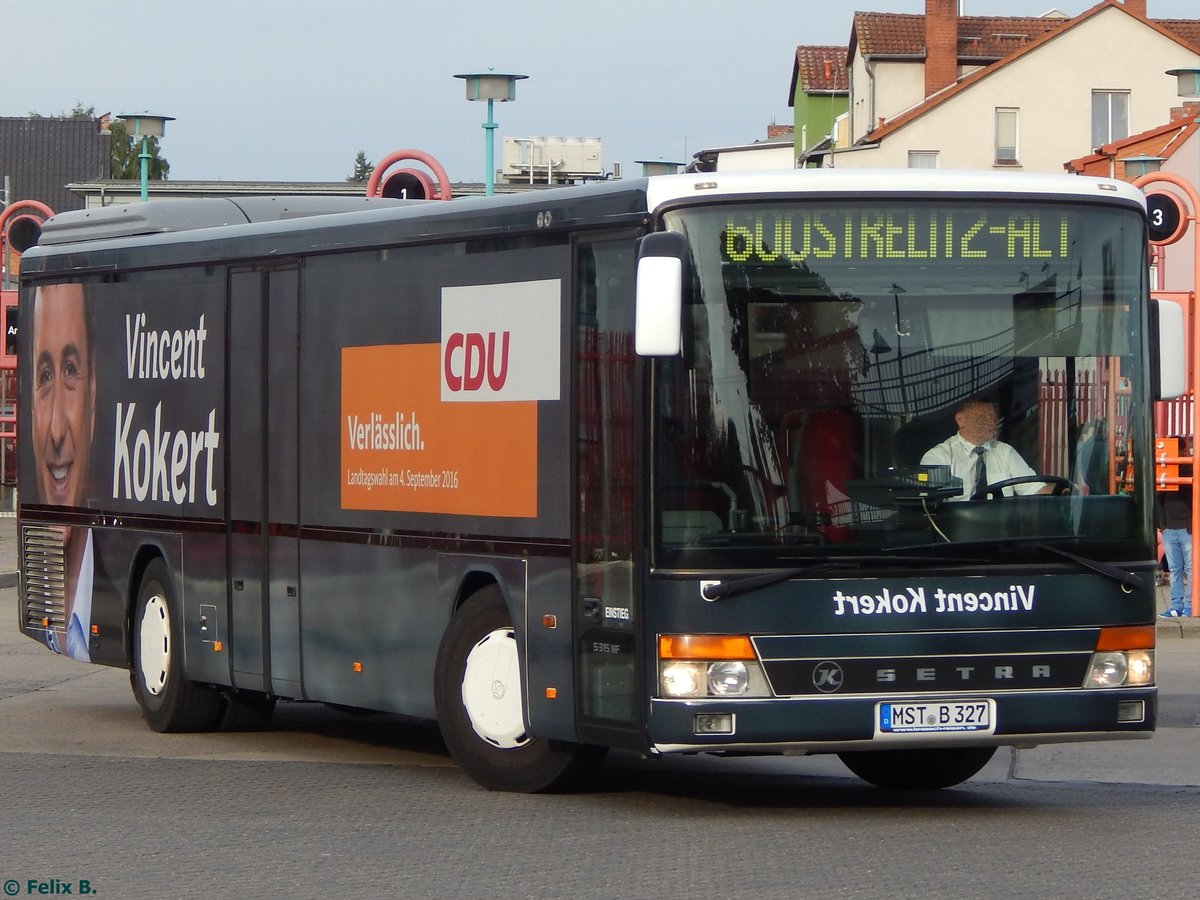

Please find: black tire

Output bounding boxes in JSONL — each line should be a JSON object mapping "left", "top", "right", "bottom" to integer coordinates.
{"left": 220, "top": 690, "right": 277, "bottom": 731}
{"left": 129, "top": 558, "right": 224, "bottom": 733}
{"left": 434, "top": 585, "right": 606, "bottom": 792}
{"left": 838, "top": 746, "right": 997, "bottom": 790}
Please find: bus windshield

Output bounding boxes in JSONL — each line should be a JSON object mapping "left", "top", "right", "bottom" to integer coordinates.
{"left": 653, "top": 199, "right": 1151, "bottom": 569}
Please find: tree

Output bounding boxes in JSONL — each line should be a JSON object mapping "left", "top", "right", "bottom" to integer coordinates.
{"left": 346, "top": 150, "right": 374, "bottom": 183}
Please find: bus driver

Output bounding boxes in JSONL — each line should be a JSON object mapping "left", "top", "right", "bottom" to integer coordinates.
{"left": 921, "top": 396, "right": 1052, "bottom": 501}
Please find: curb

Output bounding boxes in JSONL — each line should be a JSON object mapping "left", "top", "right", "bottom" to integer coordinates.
{"left": 1156, "top": 619, "right": 1200, "bottom": 639}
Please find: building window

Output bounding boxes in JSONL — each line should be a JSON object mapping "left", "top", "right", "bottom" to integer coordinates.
{"left": 908, "top": 151, "right": 939, "bottom": 169}
{"left": 995, "top": 108, "right": 1019, "bottom": 165}
{"left": 1092, "top": 90, "right": 1130, "bottom": 148}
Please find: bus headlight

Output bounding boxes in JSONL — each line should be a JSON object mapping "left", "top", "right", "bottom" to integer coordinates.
{"left": 1085, "top": 626, "right": 1155, "bottom": 689}
{"left": 661, "top": 661, "right": 706, "bottom": 698}
{"left": 1125, "top": 649, "right": 1154, "bottom": 685}
{"left": 1085, "top": 649, "right": 1154, "bottom": 688}
{"left": 1087, "top": 651, "right": 1127, "bottom": 687}
{"left": 708, "top": 661, "right": 749, "bottom": 695}
{"left": 658, "top": 635, "right": 770, "bottom": 698}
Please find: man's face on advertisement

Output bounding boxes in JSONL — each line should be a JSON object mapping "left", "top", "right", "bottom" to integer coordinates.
{"left": 31, "top": 284, "right": 94, "bottom": 510}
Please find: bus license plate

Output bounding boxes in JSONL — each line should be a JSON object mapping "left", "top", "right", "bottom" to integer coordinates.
{"left": 876, "top": 699, "right": 995, "bottom": 736}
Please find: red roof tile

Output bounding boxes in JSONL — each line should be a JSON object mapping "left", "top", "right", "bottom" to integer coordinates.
{"left": 794, "top": 45, "right": 850, "bottom": 93}
{"left": 1158, "top": 19, "right": 1200, "bottom": 50}
{"left": 850, "top": 6, "right": 1199, "bottom": 63}
{"left": 852, "top": 12, "right": 1067, "bottom": 61}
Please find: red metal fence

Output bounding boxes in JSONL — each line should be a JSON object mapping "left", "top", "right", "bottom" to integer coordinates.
{"left": 1037, "top": 365, "right": 1127, "bottom": 484}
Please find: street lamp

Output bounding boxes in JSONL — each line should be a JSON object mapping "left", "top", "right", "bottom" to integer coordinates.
{"left": 454, "top": 72, "right": 527, "bottom": 196}
{"left": 116, "top": 112, "right": 174, "bottom": 201}
{"left": 1166, "top": 67, "right": 1200, "bottom": 101}
{"left": 1121, "top": 155, "right": 1165, "bottom": 179}
{"left": 635, "top": 159, "right": 684, "bottom": 177}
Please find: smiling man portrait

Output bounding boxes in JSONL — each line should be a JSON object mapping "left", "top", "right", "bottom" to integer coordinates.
{"left": 31, "top": 282, "right": 96, "bottom": 661}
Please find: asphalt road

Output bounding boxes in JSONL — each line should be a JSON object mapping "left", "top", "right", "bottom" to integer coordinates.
{"left": 2, "top": 584, "right": 1199, "bottom": 900}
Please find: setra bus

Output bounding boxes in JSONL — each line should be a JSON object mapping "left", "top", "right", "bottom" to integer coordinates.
{"left": 17, "top": 170, "right": 1180, "bottom": 792}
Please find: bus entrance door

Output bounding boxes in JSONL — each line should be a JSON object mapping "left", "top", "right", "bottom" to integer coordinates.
{"left": 227, "top": 268, "right": 304, "bottom": 698}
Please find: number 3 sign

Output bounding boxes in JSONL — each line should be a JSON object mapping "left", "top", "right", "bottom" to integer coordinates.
{"left": 1146, "top": 190, "right": 1189, "bottom": 245}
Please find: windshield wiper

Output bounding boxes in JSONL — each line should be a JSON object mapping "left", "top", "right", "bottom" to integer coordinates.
{"left": 887, "top": 537, "right": 1144, "bottom": 590}
{"left": 1033, "top": 543, "right": 1144, "bottom": 591}
{"left": 701, "top": 562, "right": 837, "bottom": 601}
{"left": 700, "top": 554, "right": 984, "bottom": 602}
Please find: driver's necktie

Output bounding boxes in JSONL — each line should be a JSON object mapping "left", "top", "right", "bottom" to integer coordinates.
{"left": 971, "top": 445, "right": 989, "bottom": 500}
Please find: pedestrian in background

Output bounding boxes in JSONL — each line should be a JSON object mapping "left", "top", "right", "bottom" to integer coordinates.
{"left": 1156, "top": 450, "right": 1192, "bottom": 617}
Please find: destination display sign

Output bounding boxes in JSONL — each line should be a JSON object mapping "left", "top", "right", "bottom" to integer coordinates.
{"left": 721, "top": 207, "right": 1075, "bottom": 264}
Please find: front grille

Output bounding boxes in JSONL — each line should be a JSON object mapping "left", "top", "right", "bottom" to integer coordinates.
{"left": 753, "top": 629, "right": 1098, "bottom": 697}
{"left": 22, "top": 525, "right": 66, "bottom": 631}
{"left": 761, "top": 653, "right": 1091, "bottom": 695}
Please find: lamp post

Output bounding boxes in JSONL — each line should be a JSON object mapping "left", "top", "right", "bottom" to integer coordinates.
{"left": 116, "top": 113, "right": 174, "bottom": 201}
{"left": 635, "top": 159, "right": 684, "bottom": 178}
{"left": 1121, "top": 154, "right": 1165, "bottom": 179}
{"left": 1140, "top": 66, "right": 1200, "bottom": 617}
{"left": 454, "top": 72, "right": 527, "bottom": 196}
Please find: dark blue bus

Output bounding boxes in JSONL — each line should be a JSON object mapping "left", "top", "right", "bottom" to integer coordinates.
{"left": 18, "top": 170, "right": 1174, "bottom": 791}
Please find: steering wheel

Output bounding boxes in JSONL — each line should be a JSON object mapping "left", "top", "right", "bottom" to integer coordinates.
{"left": 982, "top": 475, "right": 1071, "bottom": 498}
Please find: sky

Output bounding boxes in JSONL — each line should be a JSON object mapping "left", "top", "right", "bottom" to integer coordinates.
{"left": 4, "top": 0, "right": 1199, "bottom": 186}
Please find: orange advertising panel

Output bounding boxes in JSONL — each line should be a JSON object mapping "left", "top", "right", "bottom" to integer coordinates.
{"left": 341, "top": 343, "right": 538, "bottom": 517}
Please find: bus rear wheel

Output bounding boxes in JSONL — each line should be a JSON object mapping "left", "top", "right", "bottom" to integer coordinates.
{"left": 434, "top": 586, "right": 605, "bottom": 792}
{"left": 837, "top": 746, "right": 997, "bottom": 790}
{"left": 129, "top": 558, "right": 224, "bottom": 733}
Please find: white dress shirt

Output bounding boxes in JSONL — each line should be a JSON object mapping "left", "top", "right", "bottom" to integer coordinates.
{"left": 920, "top": 433, "right": 1044, "bottom": 501}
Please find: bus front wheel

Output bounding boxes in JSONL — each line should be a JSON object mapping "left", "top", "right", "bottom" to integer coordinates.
{"left": 838, "top": 746, "right": 997, "bottom": 790}
{"left": 434, "top": 585, "right": 605, "bottom": 792}
{"left": 129, "top": 558, "right": 224, "bottom": 733}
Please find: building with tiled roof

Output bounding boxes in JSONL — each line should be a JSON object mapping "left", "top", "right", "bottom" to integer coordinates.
{"left": 0, "top": 116, "right": 110, "bottom": 213}
{"left": 788, "top": 46, "right": 850, "bottom": 156}
{"left": 1064, "top": 102, "right": 1200, "bottom": 302}
{"left": 820, "top": 0, "right": 1200, "bottom": 174}
{"left": 1064, "top": 103, "right": 1199, "bottom": 179}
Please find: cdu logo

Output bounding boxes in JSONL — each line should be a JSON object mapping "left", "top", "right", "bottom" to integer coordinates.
{"left": 440, "top": 279, "right": 561, "bottom": 403}
{"left": 812, "top": 660, "right": 844, "bottom": 693}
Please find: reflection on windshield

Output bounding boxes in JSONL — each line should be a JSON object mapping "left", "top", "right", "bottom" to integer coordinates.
{"left": 654, "top": 200, "right": 1151, "bottom": 568}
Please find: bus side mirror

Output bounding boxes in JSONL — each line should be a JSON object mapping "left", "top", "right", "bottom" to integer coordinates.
{"left": 635, "top": 232, "right": 686, "bottom": 356}
{"left": 1151, "top": 297, "right": 1186, "bottom": 400}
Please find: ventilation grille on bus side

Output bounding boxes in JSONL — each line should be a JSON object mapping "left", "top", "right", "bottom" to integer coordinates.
{"left": 22, "top": 526, "right": 66, "bottom": 631}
